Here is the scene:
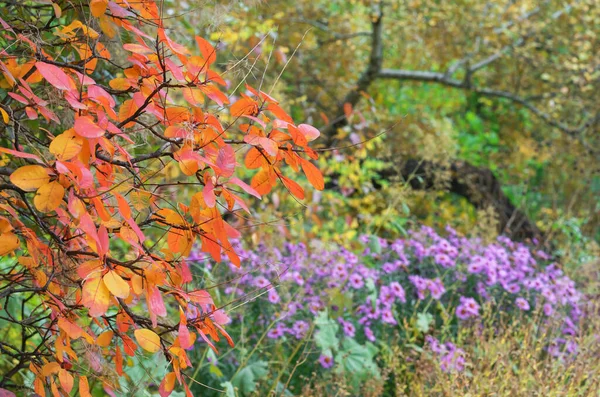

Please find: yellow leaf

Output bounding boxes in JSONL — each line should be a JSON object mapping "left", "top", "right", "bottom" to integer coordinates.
{"left": 98, "top": 15, "right": 117, "bottom": 38}
{"left": 10, "top": 165, "right": 50, "bottom": 191}
{"left": 134, "top": 329, "right": 161, "bottom": 353}
{"left": 0, "top": 108, "right": 8, "bottom": 124}
{"left": 49, "top": 129, "right": 83, "bottom": 161}
{"left": 0, "top": 232, "right": 19, "bottom": 255}
{"left": 130, "top": 190, "right": 153, "bottom": 211}
{"left": 96, "top": 330, "right": 114, "bottom": 347}
{"left": 81, "top": 276, "right": 110, "bottom": 317}
{"left": 103, "top": 270, "right": 130, "bottom": 299}
{"left": 34, "top": 181, "right": 65, "bottom": 213}
{"left": 90, "top": 0, "right": 108, "bottom": 17}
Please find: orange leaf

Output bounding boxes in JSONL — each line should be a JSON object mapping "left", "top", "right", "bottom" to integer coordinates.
{"left": 103, "top": 270, "right": 130, "bottom": 299}
{"left": 134, "top": 329, "right": 161, "bottom": 353}
{"left": 42, "top": 362, "right": 61, "bottom": 376}
{"left": 57, "top": 318, "right": 83, "bottom": 339}
{"left": 0, "top": 232, "right": 19, "bottom": 255}
{"left": 230, "top": 97, "right": 258, "bottom": 117}
{"left": 79, "top": 376, "right": 92, "bottom": 397}
{"left": 244, "top": 147, "right": 265, "bottom": 169}
{"left": 251, "top": 169, "right": 275, "bottom": 195}
{"left": 109, "top": 77, "right": 131, "bottom": 90}
{"left": 10, "top": 165, "right": 50, "bottom": 191}
{"left": 33, "top": 181, "right": 65, "bottom": 213}
{"left": 96, "top": 330, "right": 114, "bottom": 347}
{"left": 118, "top": 99, "right": 138, "bottom": 128}
{"left": 280, "top": 175, "right": 305, "bottom": 200}
{"left": 194, "top": 36, "right": 216, "bottom": 65}
{"left": 90, "top": 0, "right": 108, "bottom": 17}
{"left": 182, "top": 87, "right": 204, "bottom": 106}
{"left": 159, "top": 372, "right": 177, "bottom": 397}
{"left": 300, "top": 159, "right": 324, "bottom": 190}
{"left": 58, "top": 369, "right": 73, "bottom": 394}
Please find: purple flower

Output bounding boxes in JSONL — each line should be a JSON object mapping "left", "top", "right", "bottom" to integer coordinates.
{"left": 456, "top": 296, "right": 480, "bottom": 320}
{"left": 267, "top": 326, "right": 285, "bottom": 339}
{"left": 340, "top": 320, "right": 356, "bottom": 337}
{"left": 292, "top": 320, "right": 309, "bottom": 339}
{"left": 268, "top": 289, "right": 280, "bottom": 304}
{"left": 379, "top": 286, "right": 395, "bottom": 305}
{"left": 381, "top": 309, "right": 397, "bottom": 325}
{"left": 428, "top": 278, "right": 446, "bottom": 300}
{"left": 389, "top": 282, "right": 406, "bottom": 303}
{"left": 349, "top": 273, "right": 364, "bottom": 289}
{"left": 515, "top": 297, "right": 530, "bottom": 311}
{"left": 364, "top": 326, "right": 376, "bottom": 342}
{"left": 254, "top": 276, "right": 270, "bottom": 288}
{"left": 318, "top": 354, "right": 334, "bottom": 369}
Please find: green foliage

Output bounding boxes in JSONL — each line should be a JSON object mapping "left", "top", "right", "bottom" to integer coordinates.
{"left": 230, "top": 361, "right": 269, "bottom": 396}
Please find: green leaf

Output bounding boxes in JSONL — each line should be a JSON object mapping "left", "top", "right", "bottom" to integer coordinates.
{"left": 230, "top": 361, "right": 268, "bottom": 396}
{"left": 220, "top": 381, "right": 236, "bottom": 397}
{"left": 416, "top": 312, "right": 434, "bottom": 333}
{"left": 314, "top": 310, "right": 339, "bottom": 352}
{"left": 336, "top": 338, "right": 380, "bottom": 385}
{"left": 367, "top": 235, "right": 381, "bottom": 254}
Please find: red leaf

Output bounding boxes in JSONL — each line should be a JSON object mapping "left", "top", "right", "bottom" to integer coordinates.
{"left": 74, "top": 116, "right": 105, "bottom": 138}
{"left": 229, "top": 177, "right": 261, "bottom": 199}
{"left": 35, "top": 62, "right": 74, "bottom": 91}
{"left": 216, "top": 146, "right": 235, "bottom": 178}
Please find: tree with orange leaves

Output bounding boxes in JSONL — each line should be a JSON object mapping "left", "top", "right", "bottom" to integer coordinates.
{"left": 0, "top": 1, "right": 323, "bottom": 395}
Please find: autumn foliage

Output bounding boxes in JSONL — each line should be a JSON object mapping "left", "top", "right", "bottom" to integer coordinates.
{"left": 0, "top": 0, "right": 322, "bottom": 395}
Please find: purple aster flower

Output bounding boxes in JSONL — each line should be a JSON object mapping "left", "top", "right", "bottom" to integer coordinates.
{"left": 267, "top": 326, "right": 285, "bottom": 339}
{"left": 428, "top": 278, "right": 446, "bottom": 300}
{"left": 254, "top": 276, "right": 270, "bottom": 288}
{"left": 268, "top": 289, "right": 280, "bottom": 304}
{"left": 389, "top": 282, "right": 406, "bottom": 303}
{"left": 381, "top": 309, "right": 397, "bottom": 325}
{"left": 364, "top": 326, "right": 376, "bottom": 342}
{"left": 292, "top": 320, "right": 309, "bottom": 339}
{"left": 515, "top": 297, "right": 530, "bottom": 311}
{"left": 318, "top": 354, "right": 334, "bottom": 369}
{"left": 341, "top": 321, "right": 356, "bottom": 338}
{"left": 349, "top": 273, "right": 364, "bottom": 289}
